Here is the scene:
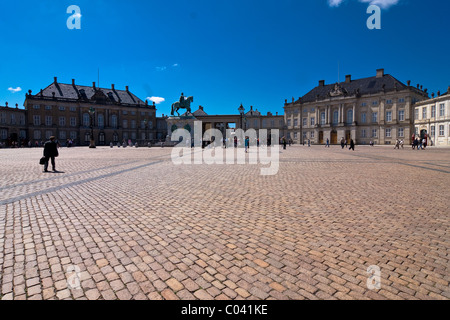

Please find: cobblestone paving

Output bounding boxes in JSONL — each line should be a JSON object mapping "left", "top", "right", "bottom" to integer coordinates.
{"left": 0, "top": 145, "right": 449, "bottom": 300}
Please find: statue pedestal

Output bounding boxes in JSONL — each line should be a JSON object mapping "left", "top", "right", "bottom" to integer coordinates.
{"left": 166, "top": 115, "right": 197, "bottom": 145}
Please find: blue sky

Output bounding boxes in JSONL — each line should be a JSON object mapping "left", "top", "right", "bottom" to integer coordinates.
{"left": 0, "top": 0, "right": 449, "bottom": 116}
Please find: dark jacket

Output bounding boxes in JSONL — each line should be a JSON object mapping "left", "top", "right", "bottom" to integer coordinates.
{"left": 44, "top": 141, "right": 59, "bottom": 157}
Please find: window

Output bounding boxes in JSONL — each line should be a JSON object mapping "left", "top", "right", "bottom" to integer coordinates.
{"left": 123, "top": 132, "right": 128, "bottom": 140}
{"left": 131, "top": 120, "right": 136, "bottom": 129}
{"left": 303, "top": 132, "right": 307, "bottom": 140}
{"left": 85, "top": 132, "right": 91, "bottom": 142}
{"left": 333, "top": 111, "right": 339, "bottom": 125}
{"left": 310, "top": 117, "right": 315, "bottom": 126}
{"left": 385, "top": 128, "right": 391, "bottom": 138}
{"left": 33, "top": 115, "right": 41, "bottom": 126}
{"left": 294, "top": 132, "right": 298, "bottom": 139}
{"left": 59, "top": 117, "right": 66, "bottom": 126}
{"left": 439, "top": 125, "right": 445, "bottom": 136}
{"left": 415, "top": 109, "right": 419, "bottom": 120}
{"left": 33, "top": 105, "right": 40, "bottom": 109}
{"left": 99, "top": 133, "right": 105, "bottom": 143}
{"left": 131, "top": 111, "right": 136, "bottom": 116}
{"left": 45, "top": 130, "right": 53, "bottom": 139}
{"left": 287, "top": 119, "right": 291, "bottom": 127}
{"left": 422, "top": 107, "right": 427, "bottom": 120}
{"left": 148, "top": 121, "right": 153, "bottom": 129}
{"left": 111, "top": 115, "right": 118, "bottom": 128}
{"left": 123, "top": 111, "right": 128, "bottom": 115}
{"left": 59, "top": 106, "right": 65, "bottom": 111}
{"left": 361, "top": 113, "right": 367, "bottom": 124}
{"left": 83, "top": 113, "right": 90, "bottom": 127}
{"left": 303, "top": 118, "right": 307, "bottom": 127}
{"left": 19, "top": 130, "right": 26, "bottom": 139}
{"left": 310, "top": 131, "right": 315, "bottom": 138}
{"left": 45, "top": 116, "right": 52, "bottom": 126}
{"left": 361, "top": 102, "right": 367, "bottom": 107}
{"left": 386, "top": 99, "right": 393, "bottom": 105}
{"left": 70, "top": 131, "right": 77, "bottom": 140}
{"left": 45, "top": 105, "right": 52, "bottom": 110}
{"left": 398, "top": 128, "right": 404, "bottom": 137}
{"left": 131, "top": 132, "right": 137, "bottom": 140}
{"left": 253, "top": 120, "right": 258, "bottom": 128}
{"left": 270, "top": 120, "right": 275, "bottom": 127}
{"left": 303, "top": 109, "right": 307, "bottom": 114}
{"left": 372, "top": 112, "right": 378, "bottom": 123}
{"left": 310, "top": 108, "right": 315, "bottom": 113}
{"left": 372, "top": 101, "right": 378, "bottom": 106}
{"left": 141, "top": 132, "right": 146, "bottom": 140}
{"left": 399, "top": 110, "right": 405, "bottom": 121}
{"left": 263, "top": 119, "right": 267, "bottom": 128}
{"left": 398, "top": 98, "right": 405, "bottom": 103}
{"left": 293, "top": 119, "right": 298, "bottom": 127}
{"left": 279, "top": 120, "right": 283, "bottom": 127}
{"left": 431, "top": 126, "right": 435, "bottom": 137}
{"left": 33, "top": 130, "right": 41, "bottom": 140}
{"left": 19, "top": 115, "right": 25, "bottom": 125}
{"left": 439, "top": 104, "right": 445, "bottom": 117}
{"left": 98, "top": 114, "right": 104, "bottom": 128}
{"left": 431, "top": 105, "right": 436, "bottom": 118}
{"left": 59, "top": 131, "right": 66, "bottom": 140}
{"left": 372, "top": 129, "right": 377, "bottom": 138}
{"left": 386, "top": 111, "right": 392, "bottom": 122}
{"left": 346, "top": 109, "right": 353, "bottom": 124}
{"left": 70, "top": 117, "right": 77, "bottom": 127}
{"left": 10, "top": 114, "right": 16, "bottom": 125}
{"left": 361, "top": 129, "right": 366, "bottom": 138}
{"left": 70, "top": 107, "right": 77, "bottom": 112}
{"left": 123, "top": 120, "right": 128, "bottom": 129}
{"left": 320, "top": 112, "right": 326, "bottom": 125}
{"left": 0, "top": 129, "right": 7, "bottom": 140}
{"left": 0, "top": 112, "right": 5, "bottom": 124}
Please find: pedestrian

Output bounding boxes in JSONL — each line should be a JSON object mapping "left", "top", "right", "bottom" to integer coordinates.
{"left": 326, "top": 138, "right": 330, "bottom": 148}
{"left": 344, "top": 139, "right": 348, "bottom": 148}
{"left": 43, "top": 136, "right": 59, "bottom": 173}
{"left": 418, "top": 138, "right": 423, "bottom": 150}
{"left": 400, "top": 140, "right": 404, "bottom": 149}
{"left": 422, "top": 138, "right": 427, "bottom": 150}
{"left": 308, "top": 139, "right": 311, "bottom": 147}
{"left": 341, "top": 137, "right": 345, "bottom": 149}
{"left": 110, "top": 142, "right": 114, "bottom": 148}
{"left": 245, "top": 136, "right": 249, "bottom": 153}
{"left": 282, "top": 137, "right": 287, "bottom": 150}
{"left": 349, "top": 139, "right": 355, "bottom": 151}
{"left": 394, "top": 139, "right": 400, "bottom": 149}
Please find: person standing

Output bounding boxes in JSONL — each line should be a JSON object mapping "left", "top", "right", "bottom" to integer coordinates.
{"left": 349, "top": 139, "right": 355, "bottom": 151}
{"left": 43, "top": 136, "right": 59, "bottom": 172}
{"left": 326, "top": 138, "right": 330, "bottom": 148}
{"left": 308, "top": 139, "right": 311, "bottom": 147}
{"left": 341, "top": 137, "right": 345, "bottom": 149}
{"left": 282, "top": 137, "right": 287, "bottom": 150}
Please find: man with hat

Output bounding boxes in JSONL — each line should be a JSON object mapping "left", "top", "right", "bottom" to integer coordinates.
{"left": 43, "top": 136, "right": 59, "bottom": 172}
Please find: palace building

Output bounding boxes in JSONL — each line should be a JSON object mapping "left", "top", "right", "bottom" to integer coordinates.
{"left": 414, "top": 87, "right": 450, "bottom": 147}
{"left": 0, "top": 103, "right": 27, "bottom": 147}
{"left": 23, "top": 78, "right": 158, "bottom": 146}
{"left": 284, "top": 69, "right": 429, "bottom": 145}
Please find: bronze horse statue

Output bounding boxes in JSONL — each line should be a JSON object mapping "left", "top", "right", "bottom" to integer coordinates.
{"left": 171, "top": 96, "right": 194, "bottom": 116}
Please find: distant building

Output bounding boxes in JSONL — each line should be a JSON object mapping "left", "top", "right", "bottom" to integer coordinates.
{"left": 414, "top": 87, "right": 450, "bottom": 147}
{"left": 0, "top": 102, "right": 27, "bottom": 147}
{"left": 23, "top": 77, "right": 157, "bottom": 146}
{"left": 284, "top": 69, "right": 429, "bottom": 145}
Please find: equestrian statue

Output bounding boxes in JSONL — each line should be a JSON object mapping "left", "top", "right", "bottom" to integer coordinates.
{"left": 171, "top": 92, "right": 194, "bottom": 116}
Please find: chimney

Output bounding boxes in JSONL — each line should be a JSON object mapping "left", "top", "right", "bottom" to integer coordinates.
{"left": 93, "top": 82, "right": 96, "bottom": 89}
{"left": 5, "top": 102, "right": 8, "bottom": 107}
{"left": 285, "top": 99, "right": 287, "bottom": 104}
{"left": 420, "top": 85, "right": 423, "bottom": 90}
{"left": 345, "top": 75, "right": 351, "bottom": 83}
{"left": 292, "top": 97, "right": 295, "bottom": 102}
{"left": 72, "top": 79, "right": 75, "bottom": 86}
{"left": 448, "top": 86, "right": 450, "bottom": 94}
{"left": 417, "top": 84, "right": 420, "bottom": 89}
{"left": 376, "top": 69, "right": 384, "bottom": 78}
{"left": 276, "top": 112, "right": 278, "bottom": 116}
{"left": 407, "top": 80, "right": 411, "bottom": 86}
{"left": 437, "top": 91, "right": 441, "bottom": 96}
{"left": 126, "top": 86, "right": 129, "bottom": 92}
{"left": 319, "top": 80, "right": 325, "bottom": 87}
{"left": 199, "top": 106, "right": 203, "bottom": 111}
{"left": 250, "top": 106, "right": 253, "bottom": 111}
{"left": 432, "top": 92, "right": 435, "bottom": 98}
{"left": 15, "top": 104, "right": 18, "bottom": 109}
{"left": 54, "top": 77, "right": 58, "bottom": 83}
{"left": 111, "top": 84, "right": 115, "bottom": 90}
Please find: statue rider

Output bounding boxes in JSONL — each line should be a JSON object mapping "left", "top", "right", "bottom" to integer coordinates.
{"left": 179, "top": 92, "right": 185, "bottom": 107}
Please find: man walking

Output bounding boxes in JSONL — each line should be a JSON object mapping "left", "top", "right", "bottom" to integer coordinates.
{"left": 349, "top": 139, "right": 355, "bottom": 151}
{"left": 43, "top": 136, "right": 59, "bottom": 172}
{"left": 326, "top": 138, "right": 330, "bottom": 148}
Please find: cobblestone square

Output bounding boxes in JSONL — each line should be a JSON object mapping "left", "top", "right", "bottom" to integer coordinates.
{"left": 0, "top": 145, "right": 449, "bottom": 300}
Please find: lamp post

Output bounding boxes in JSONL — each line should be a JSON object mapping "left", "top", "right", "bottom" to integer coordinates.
{"left": 88, "top": 107, "right": 96, "bottom": 148}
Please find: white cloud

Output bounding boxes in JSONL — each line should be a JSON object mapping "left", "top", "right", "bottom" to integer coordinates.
{"left": 147, "top": 97, "right": 165, "bottom": 105}
{"left": 328, "top": 0, "right": 345, "bottom": 7}
{"left": 156, "top": 66, "right": 167, "bottom": 71}
{"left": 328, "top": 0, "right": 400, "bottom": 8}
{"left": 8, "top": 87, "right": 22, "bottom": 93}
{"left": 172, "top": 63, "right": 179, "bottom": 67}
{"left": 359, "top": 0, "right": 399, "bottom": 9}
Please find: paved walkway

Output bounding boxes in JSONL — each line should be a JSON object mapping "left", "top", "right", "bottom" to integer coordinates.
{"left": 0, "top": 145, "right": 449, "bottom": 300}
